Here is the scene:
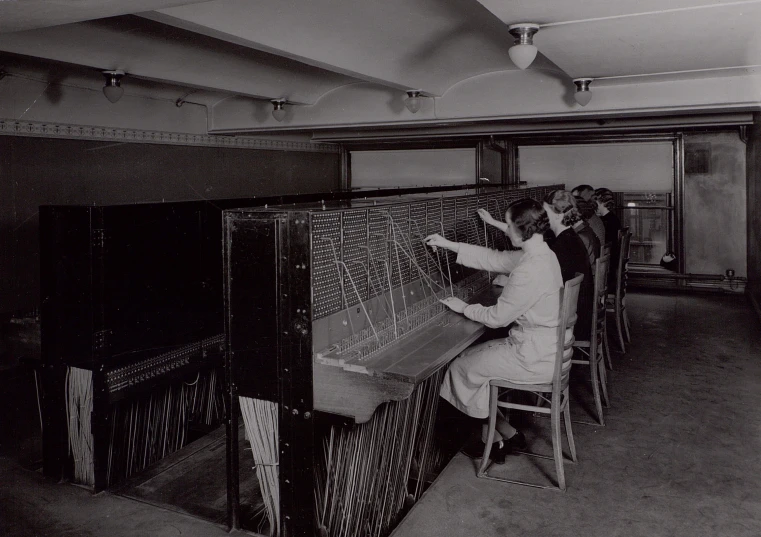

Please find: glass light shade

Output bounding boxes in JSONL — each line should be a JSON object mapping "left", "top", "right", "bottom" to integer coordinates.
{"left": 271, "top": 99, "right": 287, "bottom": 121}
{"left": 404, "top": 90, "right": 423, "bottom": 114}
{"left": 103, "top": 84, "right": 124, "bottom": 103}
{"left": 574, "top": 90, "right": 593, "bottom": 106}
{"left": 508, "top": 44, "right": 538, "bottom": 70}
{"left": 404, "top": 93, "right": 422, "bottom": 113}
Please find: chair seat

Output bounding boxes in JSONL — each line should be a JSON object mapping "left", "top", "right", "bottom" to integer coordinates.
{"left": 490, "top": 378, "right": 552, "bottom": 392}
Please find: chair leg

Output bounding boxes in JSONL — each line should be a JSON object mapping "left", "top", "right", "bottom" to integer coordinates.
{"left": 478, "top": 387, "right": 499, "bottom": 477}
{"left": 562, "top": 400, "right": 577, "bottom": 463}
{"left": 598, "top": 359, "right": 610, "bottom": 408}
{"left": 551, "top": 404, "right": 565, "bottom": 491}
{"left": 589, "top": 352, "right": 604, "bottom": 426}
{"left": 622, "top": 304, "right": 632, "bottom": 343}
{"left": 615, "top": 298, "right": 626, "bottom": 353}
{"left": 603, "top": 324, "right": 613, "bottom": 370}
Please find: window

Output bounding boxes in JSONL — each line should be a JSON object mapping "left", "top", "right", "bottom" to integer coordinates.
{"left": 517, "top": 139, "right": 678, "bottom": 270}
{"left": 619, "top": 192, "right": 673, "bottom": 266}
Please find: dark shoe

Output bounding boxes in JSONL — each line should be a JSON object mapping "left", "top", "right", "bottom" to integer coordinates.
{"left": 460, "top": 438, "right": 504, "bottom": 461}
{"left": 500, "top": 430, "right": 527, "bottom": 456}
{"left": 493, "top": 431, "right": 527, "bottom": 458}
{"left": 491, "top": 431, "right": 527, "bottom": 462}
{"left": 491, "top": 442, "right": 507, "bottom": 465}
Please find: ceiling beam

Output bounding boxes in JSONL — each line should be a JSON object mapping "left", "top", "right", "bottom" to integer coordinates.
{"left": 144, "top": 0, "right": 523, "bottom": 96}
{"left": 0, "top": 16, "right": 356, "bottom": 105}
{"left": 0, "top": 0, "right": 211, "bottom": 33}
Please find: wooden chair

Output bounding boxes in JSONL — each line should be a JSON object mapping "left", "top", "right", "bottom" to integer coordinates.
{"left": 607, "top": 231, "right": 632, "bottom": 352}
{"left": 598, "top": 243, "right": 613, "bottom": 370}
{"left": 478, "top": 273, "right": 583, "bottom": 491}
{"left": 572, "top": 254, "right": 610, "bottom": 426}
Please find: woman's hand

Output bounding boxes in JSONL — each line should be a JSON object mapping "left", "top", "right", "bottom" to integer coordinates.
{"left": 492, "top": 274, "right": 510, "bottom": 287}
{"left": 478, "top": 209, "right": 507, "bottom": 233}
{"left": 424, "top": 234, "right": 459, "bottom": 253}
{"left": 477, "top": 208, "right": 496, "bottom": 225}
{"left": 439, "top": 296, "right": 468, "bottom": 314}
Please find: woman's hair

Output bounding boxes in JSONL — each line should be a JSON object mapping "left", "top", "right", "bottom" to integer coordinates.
{"left": 505, "top": 198, "right": 549, "bottom": 241}
{"left": 543, "top": 189, "right": 582, "bottom": 227}
{"left": 572, "top": 184, "right": 594, "bottom": 197}
{"left": 593, "top": 188, "right": 616, "bottom": 211}
{"left": 575, "top": 197, "right": 597, "bottom": 220}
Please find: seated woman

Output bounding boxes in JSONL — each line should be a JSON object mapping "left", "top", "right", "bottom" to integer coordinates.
{"left": 543, "top": 190, "right": 594, "bottom": 342}
{"left": 572, "top": 184, "right": 606, "bottom": 245}
{"left": 594, "top": 187, "right": 623, "bottom": 291}
{"left": 424, "top": 198, "right": 565, "bottom": 461}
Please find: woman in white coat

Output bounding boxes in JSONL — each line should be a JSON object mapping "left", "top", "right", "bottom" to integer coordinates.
{"left": 425, "top": 198, "right": 565, "bottom": 461}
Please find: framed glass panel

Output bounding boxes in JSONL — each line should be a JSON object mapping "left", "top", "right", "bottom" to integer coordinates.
{"left": 619, "top": 192, "right": 673, "bottom": 266}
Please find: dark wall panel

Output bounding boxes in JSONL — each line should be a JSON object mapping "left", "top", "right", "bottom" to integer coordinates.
{"left": 0, "top": 136, "right": 340, "bottom": 314}
{"left": 747, "top": 115, "right": 761, "bottom": 321}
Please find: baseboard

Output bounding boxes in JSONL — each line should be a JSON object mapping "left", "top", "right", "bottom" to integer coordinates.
{"left": 630, "top": 272, "right": 746, "bottom": 294}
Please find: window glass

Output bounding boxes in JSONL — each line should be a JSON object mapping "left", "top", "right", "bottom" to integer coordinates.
{"left": 620, "top": 192, "right": 672, "bottom": 266}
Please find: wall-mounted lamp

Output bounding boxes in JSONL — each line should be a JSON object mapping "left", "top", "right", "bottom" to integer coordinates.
{"left": 507, "top": 24, "right": 540, "bottom": 70}
{"left": 573, "top": 78, "right": 593, "bottom": 106}
{"left": 271, "top": 99, "right": 287, "bottom": 122}
{"left": 404, "top": 90, "right": 423, "bottom": 113}
{"left": 102, "top": 70, "right": 125, "bottom": 103}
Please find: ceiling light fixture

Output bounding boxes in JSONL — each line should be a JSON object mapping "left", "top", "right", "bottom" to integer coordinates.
{"left": 271, "top": 99, "right": 287, "bottom": 122}
{"left": 507, "top": 24, "right": 540, "bottom": 70}
{"left": 573, "top": 78, "right": 593, "bottom": 106}
{"left": 404, "top": 90, "right": 423, "bottom": 113}
{"left": 102, "top": 70, "right": 125, "bottom": 103}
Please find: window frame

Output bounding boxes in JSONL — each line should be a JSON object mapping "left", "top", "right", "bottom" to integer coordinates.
{"left": 512, "top": 133, "right": 685, "bottom": 274}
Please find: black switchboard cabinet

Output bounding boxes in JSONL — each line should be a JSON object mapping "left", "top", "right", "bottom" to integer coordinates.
{"left": 221, "top": 184, "right": 562, "bottom": 536}
{"left": 40, "top": 202, "right": 223, "bottom": 369}
{"left": 39, "top": 201, "right": 225, "bottom": 486}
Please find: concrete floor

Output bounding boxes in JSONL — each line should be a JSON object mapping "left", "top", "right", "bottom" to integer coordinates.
{"left": 1, "top": 292, "right": 760, "bottom": 536}
{"left": 393, "top": 292, "right": 761, "bottom": 537}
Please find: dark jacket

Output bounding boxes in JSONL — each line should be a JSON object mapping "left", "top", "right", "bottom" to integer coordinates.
{"left": 573, "top": 220, "right": 601, "bottom": 267}
{"left": 587, "top": 214, "right": 606, "bottom": 246}
{"left": 547, "top": 228, "right": 594, "bottom": 341}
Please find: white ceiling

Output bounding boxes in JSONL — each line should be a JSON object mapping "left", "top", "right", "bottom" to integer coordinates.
{"left": 0, "top": 0, "right": 759, "bottom": 134}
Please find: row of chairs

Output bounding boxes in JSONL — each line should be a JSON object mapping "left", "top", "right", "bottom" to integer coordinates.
{"left": 478, "top": 228, "right": 633, "bottom": 491}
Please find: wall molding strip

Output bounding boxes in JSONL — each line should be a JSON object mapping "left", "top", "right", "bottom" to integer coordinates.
{"left": 0, "top": 119, "right": 339, "bottom": 153}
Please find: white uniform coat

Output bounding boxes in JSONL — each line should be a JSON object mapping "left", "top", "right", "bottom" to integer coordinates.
{"left": 439, "top": 239, "right": 564, "bottom": 419}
